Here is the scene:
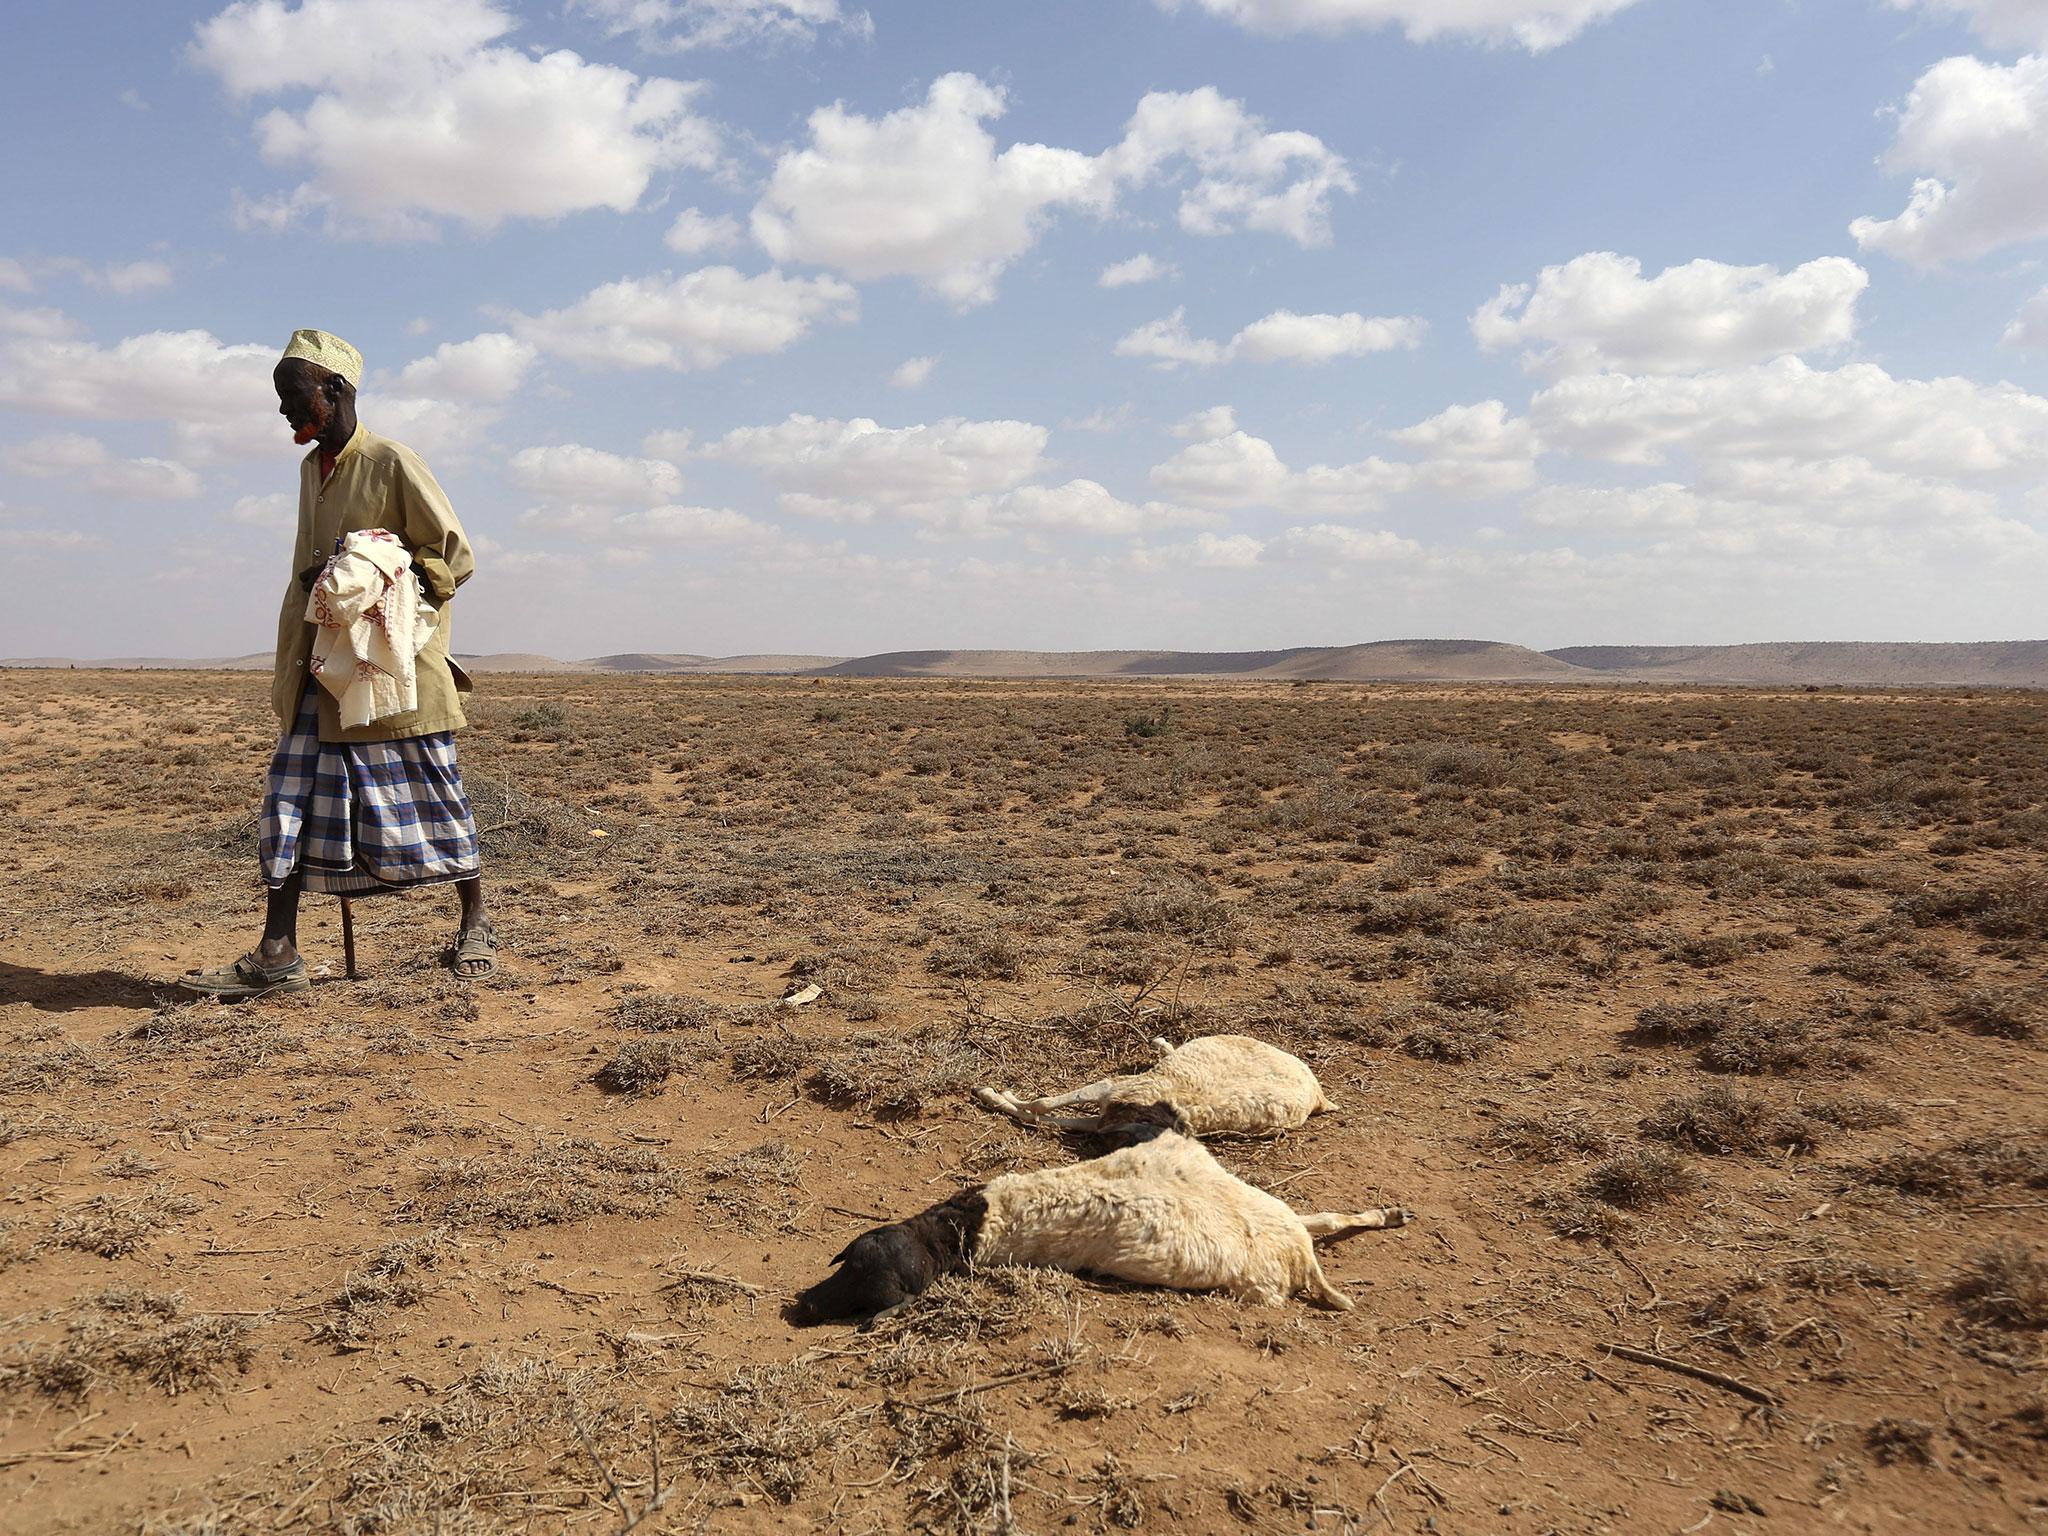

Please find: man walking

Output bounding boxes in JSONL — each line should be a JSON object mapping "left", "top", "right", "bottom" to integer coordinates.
{"left": 181, "top": 329, "right": 496, "bottom": 998}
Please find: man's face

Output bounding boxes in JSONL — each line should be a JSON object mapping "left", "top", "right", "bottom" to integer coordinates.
{"left": 274, "top": 360, "right": 336, "bottom": 446}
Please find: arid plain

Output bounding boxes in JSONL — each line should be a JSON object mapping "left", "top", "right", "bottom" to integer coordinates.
{"left": 2, "top": 669, "right": 2044, "bottom": 1534}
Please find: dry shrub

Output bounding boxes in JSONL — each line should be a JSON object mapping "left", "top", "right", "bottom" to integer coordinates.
{"left": 701, "top": 1141, "right": 804, "bottom": 1231}
{"left": 668, "top": 1364, "right": 835, "bottom": 1502}
{"left": 592, "top": 1038, "right": 683, "bottom": 1095}
{"left": 1401, "top": 1003, "right": 1521, "bottom": 1063}
{"left": 406, "top": 1140, "right": 684, "bottom": 1229}
{"left": 336, "top": 1357, "right": 626, "bottom": 1530}
{"left": 1427, "top": 961, "right": 1533, "bottom": 1012}
{"left": 1781, "top": 1249, "right": 1914, "bottom": 1295}
{"left": 1805, "top": 1094, "right": 1903, "bottom": 1130}
{"left": 729, "top": 1033, "right": 812, "bottom": 1081}
{"left": 1479, "top": 1111, "right": 1618, "bottom": 1162}
{"left": 4, "top": 1290, "right": 252, "bottom": 1400}
{"left": 49, "top": 1186, "right": 198, "bottom": 1257}
{"left": 804, "top": 1023, "right": 996, "bottom": 1118}
{"left": 1103, "top": 882, "right": 1239, "bottom": 946}
{"left": 1582, "top": 1148, "right": 1699, "bottom": 1208}
{"left": 0, "top": 1040, "right": 120, "bottom": 1094}
{"left": 606, "top": 989, "right": 716, "bottom": 1032}
{"left": 1864, "top": 1418, "right": 1937, "bottom": 1467}
{"left": 1629, "top": 998, "right": 1752, "bottom": 1046}
{"left": 1530, "top": 1191, "right": 1631, "bottom": 1243}
{"left": 1948, "top": 988, "right": 2040, "bottom": 1041}
{"left": 927, "top": 929, "right": 1026, "bottom": 981}
{"left": 1698, "top": 1015, "right": 1868, "bottom": 1075}
{"left": 1641, "top": 1084, "right": 1822, "bottom": 1156}
{"left": 1949, "top": 1242, "right": 2048, "bottom": 1331}
{"left": 1898, "top": 876, "right": 2048, "bottom": 941}
{"left": 1858, "top": 1133, "right": 2048, "bottom": 1199}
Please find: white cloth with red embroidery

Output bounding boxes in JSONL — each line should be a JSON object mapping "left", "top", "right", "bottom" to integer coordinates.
{"left": 305, "top": 528, "right": 438, "bottom": 729}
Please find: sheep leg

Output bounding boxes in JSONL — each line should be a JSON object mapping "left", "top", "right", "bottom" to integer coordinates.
{"left": 1299, "top": 1251, "right": 1355, "bottom": 1311}
{"left": 1150, "top": 1037, "right": 1175, "bottom": 1057}
{"left": 973, "top": 1084, "right": 1115, "bottom": 1132}
{"left": 1300, "top": 1208, "right": 1414, "bottom": 1238}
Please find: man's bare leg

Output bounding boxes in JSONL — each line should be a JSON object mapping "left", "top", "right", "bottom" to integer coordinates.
{"left": 453, "top": 875, "right": 495, "bottom": 978}
{"left": 254, "top": 870, "right": 303, "bottom": 971}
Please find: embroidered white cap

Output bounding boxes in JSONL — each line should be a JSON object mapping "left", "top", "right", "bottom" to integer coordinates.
{"left": 279, "top": 328, "right": 363, "bottom": 388}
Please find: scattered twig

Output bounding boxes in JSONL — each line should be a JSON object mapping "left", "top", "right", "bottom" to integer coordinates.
{"left": 1597, "top": 1343, "right": 1780, "bottom": 1408}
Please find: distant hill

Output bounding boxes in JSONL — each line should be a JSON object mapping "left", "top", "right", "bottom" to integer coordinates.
{"left": 7, "top": 640, "right": 2043, "bottom": 687}
{"left": 1548, "top": 641, "right": 2048, "bottom": 688}
{"left": 817, "top": 641, "right": 1578, "bottom": 681}
{"left": 1255, "top": 640, "right": 1581, "bottom": 681}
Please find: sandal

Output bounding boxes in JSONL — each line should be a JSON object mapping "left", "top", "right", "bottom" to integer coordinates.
{"left": 452, "top": 920, "right": 498, "bottom": 980}
{"left": 178, "top": 953, "right": 311, "bottom": 1002}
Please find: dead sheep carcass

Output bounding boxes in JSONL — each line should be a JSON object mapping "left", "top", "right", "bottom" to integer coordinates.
{"left": 975, "top": 1034, "right": 1331, "bottom": 1138}
{"left": 788, "top": 1130, "right": 1409, "bottom": 1324}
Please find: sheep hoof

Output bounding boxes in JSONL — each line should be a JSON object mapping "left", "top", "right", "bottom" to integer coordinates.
{"left": 972, "top": 1086, "right": 1004, "bottom": 1109}
{"left": 1386, "top": 1207, "right": 1416, "bottom": 1229}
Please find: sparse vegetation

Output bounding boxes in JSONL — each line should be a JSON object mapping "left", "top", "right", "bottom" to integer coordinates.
{"left": 4, "top": 668, "right": 2046, "bottom": 1533}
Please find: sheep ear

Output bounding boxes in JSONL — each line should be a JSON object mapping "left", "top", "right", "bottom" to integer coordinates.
{"left": 830, "top": 1242, "right": 857, "bottom": 1266}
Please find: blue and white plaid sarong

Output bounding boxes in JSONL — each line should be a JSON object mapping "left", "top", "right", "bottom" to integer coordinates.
{"left": 260, "top": 687, "right": 481, "bottom": 896}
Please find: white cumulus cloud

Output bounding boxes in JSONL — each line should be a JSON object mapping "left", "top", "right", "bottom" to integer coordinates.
{"left": 1150, "top": 0, "right": 1646, "bottom": 51}
{"left": 386, "top": 332, "right": 537, "bottom": 400}
{"left": 750, "top": 74, "right": 1352, "bottom": 306}
{"left": 1152, "top": 400, "right": 1538, "bottom": 511}
{"left": 1528, "top": 356, "right": 2048, "bottom": 478}
{"left": 1888, "top": 0, "right": 2048, "bottom": 51}
{"left": 0, "top": 326, "right": 284, "bottom": 462}
{"left": 511, "top": 266, "right": 857, "bottom": 370}
{"left": 511, "top": 443, "right": 683, "bottom": 504}
{"left": 192, "top": 0, "right": 720, "bottom": 237}
{"left": 664, "top": 206, "right": 744, "bottom": 253}
{"left": 1117, "top": 306, "right": 1424, "bottom": 368}
{"left": 569, "top": 0, "right": 870, "bottom": 52}
{"left": 3, "top": 431, "right": 202, "bottom": 499}
{"left": 888, "top": 355, "right": 937, "bottom": 388}
{"left": 2005, "top": 285, "right": 2048, "bottom": 348}
{"left": 1472, "top": 252, "right": 1867, "bottom": 375}
{"left": 700, "top": 412, "right": 1048, "bottom": 516}
{"left": 1850, "top": 53, "right": 2048, "bottom": 265}
{"left": 1100, "top": 253, "right": 1174, "bottom": 287}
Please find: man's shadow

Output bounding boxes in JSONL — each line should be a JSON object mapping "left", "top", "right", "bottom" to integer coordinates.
{"left": 0, "top": 962, "right": 163, "bottom": 1013}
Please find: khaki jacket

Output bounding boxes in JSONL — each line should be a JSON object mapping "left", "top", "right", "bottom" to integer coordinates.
{"left": 272, "top": 423, "right": 475, "bottom": 742}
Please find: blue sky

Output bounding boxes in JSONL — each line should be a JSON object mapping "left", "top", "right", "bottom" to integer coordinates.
{"left": 3, "top": 0, "right": 2046, "bottom": 659}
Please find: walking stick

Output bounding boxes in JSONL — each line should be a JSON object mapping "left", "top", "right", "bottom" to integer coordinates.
{"left": 341, "top": 897, "right": 358, "bottom": 979}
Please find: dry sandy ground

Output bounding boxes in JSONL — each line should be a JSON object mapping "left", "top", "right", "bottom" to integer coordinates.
{"left": 1, "top": 671, "right": 2043, "bottom": 1535}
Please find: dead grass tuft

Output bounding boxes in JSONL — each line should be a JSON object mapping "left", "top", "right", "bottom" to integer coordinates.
{"left": 1948, "top": 988, "right": 2040, "bottom": 1041}
{"left": 1582, "top": 1148, "right": 1700, "bottom": 1208}
{"left": 48, "top": 1185, "right": 198, "bottom": 1257}
{"left": 1949, "top": 1241, "right": 2048, "bottom": 1331}
{"left": 1864, "top": 1417, "right": 1937, "bottom": 1467}
{"left": 2, "top": 1038, "right": 123, "bottom": 1094}
{"left": 4, "top": 1290, "right": 252, "bottom": 1400}
{"left": 668, "top": 1364, "right": 835, "bottom": 1503}
{"left": 591, "top": 1037, "right": 684, "bottom": 1096}
{"left": 804, "top": 1023, "right": 996, "bottom": 1118}
{"left": 606, "top": 988, "right": 717, "bottom": 1032}
{"left": 406, "top": 1141, "right": 684, "bottom": 1229}
{"left": 1641, "top": 1084, "right": 1822, "bottom": 1156}
{"left": 1479, "top": 1111, "right": 1618, "bottom": 1162}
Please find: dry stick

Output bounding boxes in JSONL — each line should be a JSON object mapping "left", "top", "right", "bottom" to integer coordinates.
{"left": 905, "top": 1360, "right": 1076, "bottom": 1407}
{"left": 1597, "top": 1343, "right": 1780, "bottom": 1408}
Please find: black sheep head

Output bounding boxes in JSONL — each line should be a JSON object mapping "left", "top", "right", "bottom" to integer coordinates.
{"left": 787, "top": 1188, "right": 986, "bottom": 1325}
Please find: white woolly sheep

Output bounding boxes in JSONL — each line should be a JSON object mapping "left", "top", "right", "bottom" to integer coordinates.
{"left": 789, "top": 1130, "right": 1410, "bottom": 1323}
{"left": 974, "top": 1034, "right": 1331, "bottom": 1138}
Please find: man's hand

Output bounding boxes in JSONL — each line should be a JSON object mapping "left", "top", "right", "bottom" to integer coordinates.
{"left": 298, "top": 560, "right": 328, "bottom": 593}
